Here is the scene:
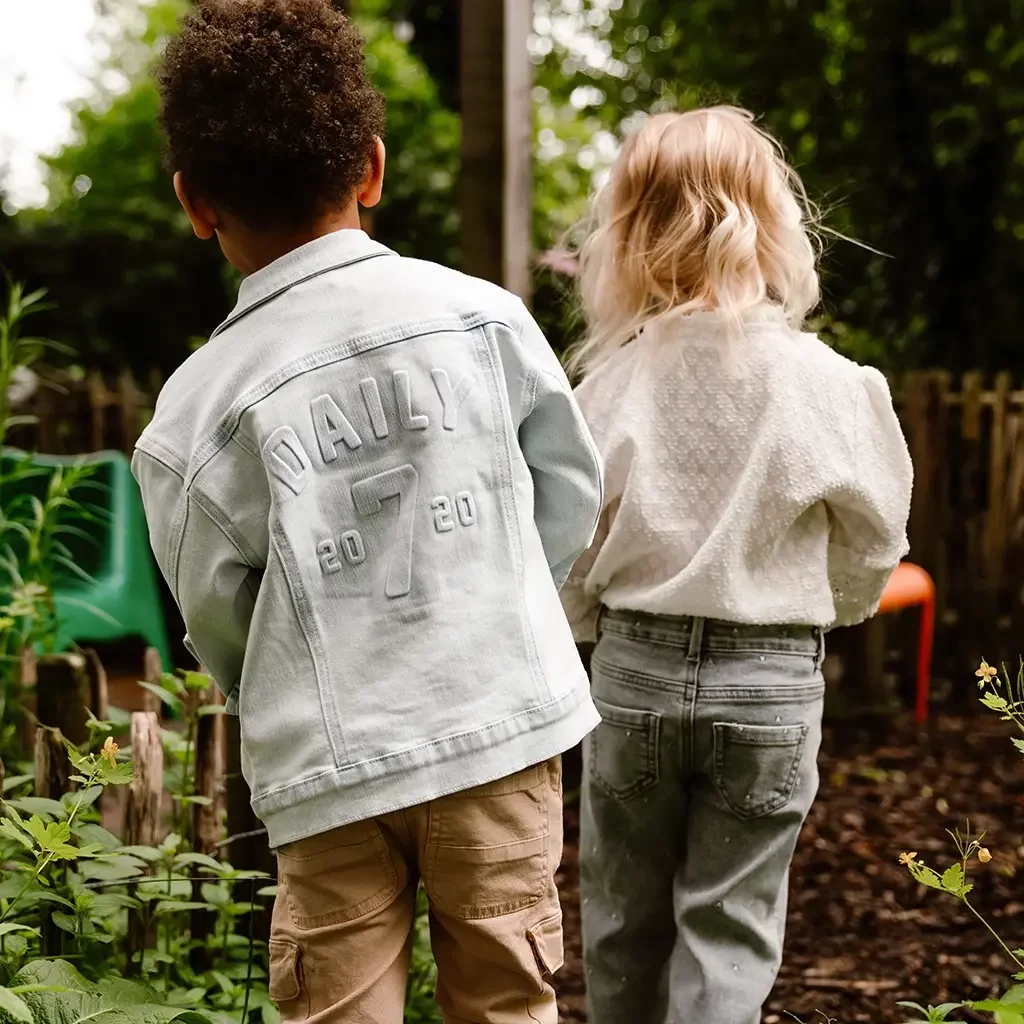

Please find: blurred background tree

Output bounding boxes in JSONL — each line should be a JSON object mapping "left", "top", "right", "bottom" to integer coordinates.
{"left": 1, "top": 0, "right": 1023, "bottom": 373}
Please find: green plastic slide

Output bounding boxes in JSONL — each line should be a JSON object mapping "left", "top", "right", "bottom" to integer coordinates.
{"left": 0, "top": 449, "right": 171, "bottom": 668}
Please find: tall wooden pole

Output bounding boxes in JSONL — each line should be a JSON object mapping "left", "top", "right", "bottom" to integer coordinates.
{"left": 460, "top": 0, "right": 533, "bottom": 303}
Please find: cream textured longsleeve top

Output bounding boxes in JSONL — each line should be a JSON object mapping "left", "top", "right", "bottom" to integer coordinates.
{"left": 561, "top": 308, "right": 914, "bottom": 644}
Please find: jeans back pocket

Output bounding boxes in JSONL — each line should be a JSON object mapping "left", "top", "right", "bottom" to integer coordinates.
{"left": 713, "top": 722, "right": 808, "bottom": 819}
{"left": 589, "top": 698, "right": 660, "bottom": 801}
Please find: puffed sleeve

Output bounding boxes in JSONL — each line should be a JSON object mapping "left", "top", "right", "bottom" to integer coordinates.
{"left": 826, "top": 368, "right": 914, "bottom": 626}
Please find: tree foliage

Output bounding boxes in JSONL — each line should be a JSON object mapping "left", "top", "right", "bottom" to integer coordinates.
{"left": 0, "top": 0, "right": 462, "bottom": 374}
{"left": 2, "top": 0, "right": 1024, "bottom": 372}
{"left": 538, "top": 0, "right": 1024, "bottom": 371}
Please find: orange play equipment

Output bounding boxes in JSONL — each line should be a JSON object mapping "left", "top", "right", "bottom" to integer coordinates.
{"left": 876, "top": 562, "right": 935, "bottom": 723}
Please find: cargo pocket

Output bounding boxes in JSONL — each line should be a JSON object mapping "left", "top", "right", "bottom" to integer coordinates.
{"left": 425, "top": 764, "right": 550, "bottom": 920}
{"left": 269, "top": 939, "right": 304, "bottom": 1018}
{"left": 589, "top": 699, "right": 659, "bottom": 801}
{"left": 713, "top": 722, "right": 808, "bottom": 819}
{"left": 527, "top": 911, "right": 564, "bottom": 981}
{"left": 277, "top": 819, "right": 399, "bottom": 929}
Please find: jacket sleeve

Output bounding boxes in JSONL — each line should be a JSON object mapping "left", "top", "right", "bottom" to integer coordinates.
{"left": 826, "top": 368, "right": 914, "bottom": 627}
{"left": 514, "top": 306, "right": 604, "bottom": 589}
{"left": 560, "top": 504, "right": 611, "bottom": 644}
{"left": 132, "top": 450, "right": 258, "bottom": 710}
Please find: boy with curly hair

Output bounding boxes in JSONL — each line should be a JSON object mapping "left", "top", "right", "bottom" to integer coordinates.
{"left": 135, "top": 2, "right": 602, "bottom": 1021}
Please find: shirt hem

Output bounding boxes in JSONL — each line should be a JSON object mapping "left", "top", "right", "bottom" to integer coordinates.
{"left": 258, "top": 682, "right": 601, "bottom": 848}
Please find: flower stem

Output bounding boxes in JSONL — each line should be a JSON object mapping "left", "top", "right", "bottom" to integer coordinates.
{"left": 963, "top": 896, "right": 1024, "bottom": 970}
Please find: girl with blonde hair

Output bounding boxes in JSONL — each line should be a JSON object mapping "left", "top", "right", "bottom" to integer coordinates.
{"left": 562, "top": 106, "right": 913, "bottom": 1024}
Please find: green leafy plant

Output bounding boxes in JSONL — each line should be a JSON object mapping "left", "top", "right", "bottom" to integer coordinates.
{"left": 0, "top": 278, "right": 102, "bottom": 761}
{"left": 404, "top": 887, "right": 441, "bottom": 1024}
{"left": 0, "top": 681, "right": 279, "bottom": 1023}
{"left": 1, "top": 959, "right": 214, "bottom": 1024}
{"left": 897, "top": 1002, "right": 969, "bottom": 1023}
{"left": 897, "top": 660, "right": 1024, "bottom": 1022}
{"left": 141, "top": 667, "right": 228, "bottom": 844}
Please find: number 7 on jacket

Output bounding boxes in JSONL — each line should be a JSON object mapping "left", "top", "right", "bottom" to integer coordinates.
{"left": 351, "top": 464, "right": 420, "bottom": 599}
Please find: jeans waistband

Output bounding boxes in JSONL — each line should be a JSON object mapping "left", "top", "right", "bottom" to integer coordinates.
{"left": 598, "top": 608, "right": 823, "bottom": 658}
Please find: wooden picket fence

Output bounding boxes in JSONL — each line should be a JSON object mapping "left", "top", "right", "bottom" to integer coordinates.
{"left": 11, "top": 647, "right": 276, "bottom": 955}
{"left": 6, "top": 368, "right": 161, "bottom": 455}
{"left": 895, "top": 371, "right": 1024, "bottom": 694}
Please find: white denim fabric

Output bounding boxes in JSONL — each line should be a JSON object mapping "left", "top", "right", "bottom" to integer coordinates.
{"left": 132, "top": 230, "right": 603, "bottom": 847}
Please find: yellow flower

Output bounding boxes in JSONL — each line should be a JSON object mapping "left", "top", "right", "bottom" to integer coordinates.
{"left": 101, "top": 737, "right": 119, "bottom": 767}
{"left": 977, "top": 660, "right": 999, "bottom": 688}
{"left": 899, "top": 851, "right": 917, "bottom": 865}
{"left": 978, "top": 847, "right": 993, "bottom": 863}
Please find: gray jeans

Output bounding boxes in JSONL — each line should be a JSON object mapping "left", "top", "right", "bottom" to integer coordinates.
{"left": 581, "top": 609, "right": 825, "bottom": 1024}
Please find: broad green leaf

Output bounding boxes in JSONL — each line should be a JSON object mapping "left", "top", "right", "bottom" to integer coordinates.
{"left": 15, "top": 892, "right": 75, "bottom": 909}
{"left": 1, "top": 776, "right": 32, "bottom": 795}
{"left": 172, "top": 795, "right": 213, "bottom": 808}
{"left": 138, "top": 680, "right": 184, "bottom": 713}
{"left": 941, "top": 863, "right": 966, "bottom": 894}
{"left": 2, "top": 959, "right": 215, "bottom": 1023}
{"left": 0, "top": 818, "right": 33, "bottom": 852}
{"left": 70, "top": 823, "right": 121, "bottom": 853}
{"left": 982, "top": 691, "right": 1011, "bottom": 713}
{"left": 196, "top": 704, "right": 227, "bottom": 718}
{"left": 8, "top": 798, "right": 67, "bottom": 821}
{"left": 200, "top": 883, "right": 231, "bottom": 908}
{"left": 0, "top": 987, "right": 33, "bottom": 1023}
{"left": 971, "top": 985, "right": 1024, "bottom": 1024}
{"left": 183, "top": 671, "right": 212, "bottom": 694}
{"left": 89, "top": 892, "right": 142, "bottom": 916}
{"left": 51, "top": 912, "right": 79, "bottom": 935}
{"left": 173, "top": 853, "right": 223, "bottom": 873}
{"left": 94, "top": 761, "right": 134, "bottom": 787}
{"left": 118, "top": 845, "right": 166, "bottom": 863}
{"left": 0, "top": 924, "right": 38, "bottom": 940}
{"left": 63, "top": 788, "right": 103, "bottom": 815}
{"left": 2, "top": 936, "right": 28, "bottom": 960}
{"left": 152, "top": 901, "right": 210, "bottom": 916}
{"left": 20, "top": 817, "right": 78, "bottom": 860}
{"left": 908, "top": 862, "right": 945, "bottom": 890}
{"left": 78, "top": 855, "right": 145, "bottom": 882}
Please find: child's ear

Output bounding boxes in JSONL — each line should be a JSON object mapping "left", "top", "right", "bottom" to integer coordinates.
{"left": 357, "top": 137, "right": 386, "bottom": 210}
{"left": 173, "top": 172, "right": 220, "bottom": 240}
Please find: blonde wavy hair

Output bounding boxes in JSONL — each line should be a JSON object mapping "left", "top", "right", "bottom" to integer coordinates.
{"left": 569, "top": 106, "right": 821, "bottom": 377}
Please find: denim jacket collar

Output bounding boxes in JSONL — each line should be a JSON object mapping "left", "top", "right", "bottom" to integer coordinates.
{"left": 212, "top": 229, "right": 396, "bottom": 340}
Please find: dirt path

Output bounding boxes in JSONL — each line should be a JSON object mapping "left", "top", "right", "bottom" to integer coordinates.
{"left": 555, "top": 713, "right": 1024, "bottom": 1023}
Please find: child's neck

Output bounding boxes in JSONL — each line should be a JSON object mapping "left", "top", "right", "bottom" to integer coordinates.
{"left": 221, "top": 204, "right": 364, "bottom": 276}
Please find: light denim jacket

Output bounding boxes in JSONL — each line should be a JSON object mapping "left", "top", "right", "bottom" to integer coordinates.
{"left": 132, "top": 231, "right": 603, "bottom": 847}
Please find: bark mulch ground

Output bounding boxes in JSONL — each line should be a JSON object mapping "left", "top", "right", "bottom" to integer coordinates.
{"left": 556, "top": 713, "right": 1024, "bottom": 1023}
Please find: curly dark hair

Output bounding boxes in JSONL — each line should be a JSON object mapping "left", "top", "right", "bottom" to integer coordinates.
{"left": 157, "top": 0, "right": 386, "bottom": 230}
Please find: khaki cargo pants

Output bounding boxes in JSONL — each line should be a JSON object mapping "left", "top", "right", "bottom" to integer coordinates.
{"left": 269, "top": 759, "right": 564, "bottom": 1024}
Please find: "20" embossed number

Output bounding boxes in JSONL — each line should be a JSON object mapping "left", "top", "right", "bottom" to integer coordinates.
{"left": 431, "top": 492, "right": 477, "bottom": 534}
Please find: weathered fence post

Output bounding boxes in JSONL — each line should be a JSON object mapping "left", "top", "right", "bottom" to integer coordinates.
{"left": 33, "top": 728, "right": 71, "bottom": 799}
{"left": 124, "top": 711, "right": 163, "bottom": 975}
{"left": 984, "top": 372, "right": 1012, "bottom": 585}
{"left": 142, "top": 647, "right": 163, "bottom": 714}
{"left": 35, "top": 653, "right": 90, "bottom": 748}
{"left": 225, "top": 715, "right": 275, "bottom": 943}
{"left": 193, "top": 685, "right": 225, "bottom": 856}
{"left": 958, "top": 372, "right": 985, "bottom": 675}
{"left": 82, "top": 649, "right": 109, "bottom": 724}
{"left": 190, "top": 682, "right": 225, "bottom": 971}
